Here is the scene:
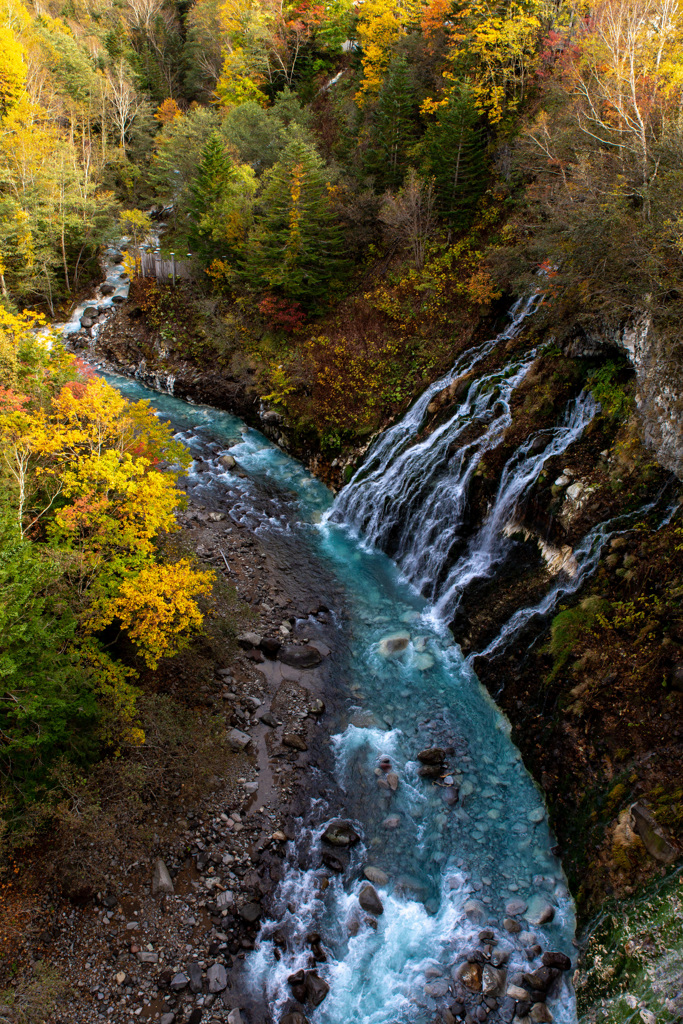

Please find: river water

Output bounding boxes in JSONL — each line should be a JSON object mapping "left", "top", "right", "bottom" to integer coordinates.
{"left": 63, "top": 268, "right": 578, "bottom": 1023}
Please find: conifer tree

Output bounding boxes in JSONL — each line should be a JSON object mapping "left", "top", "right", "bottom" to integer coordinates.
{"left": 189, "top": 133, "right": 256, "bottom": 257}
{"left": 190, "top": 133, "right": 235, "bottom": 222}
{"left": 245, "top": 139, "right": 346, "bottom": 303}
{"left": 421, "top": 83, "right": 487, "bottom": 230}
{"left": 364, "top": 57, "right": 418, "bottom": 190}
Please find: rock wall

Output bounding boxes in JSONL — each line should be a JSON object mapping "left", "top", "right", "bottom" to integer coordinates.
{"left": 566, "top": 314, "right": 683, "bottom": 479}
{"left": 619, "top": 317, "right": 683, "bottom": 480}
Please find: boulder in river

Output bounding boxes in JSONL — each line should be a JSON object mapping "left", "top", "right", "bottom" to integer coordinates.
{"left": 358, "top": 883, "right": 384, "bottom": 916}
{"left": 281, "top": 1015, "right": 309, "bottom": 1024}
{"left": 541, "top": 951, "right": 571, "bottom": 971}
{"left": 482, "top": 965, "right": 507, "bottom": 998}
{"left": 239, "top": 901, "right": 262, "bottom": 923}
{"left": 364, "top": 866, "right": 389, "bottom": 886}
{"left": 505, "top": 898, "right": 527, "bottom": 916}
{"left": 530, "top": 1004, "right": 553, "bottom": 1023}
{"left": 464, "top": 900, "right": 486, "bottom": 922}
{"left": 207, "top": 964, "right": 228, "bottom": 992}
{"left": 503, "top": 918, "right": 522, "bottom": 934}
{"left": 227, "top": 728, "right": 251, "bottom": 751}
{"left": 283, "top": 733, "right": 308, "bottom": 751}
{"left": 287, "top": 969, "right": 307, "bottom": 1002}
{"left": 279, "top": 645, "right": 322, "bottom": 669}
{"left": 457, "top": 961, "right": 482, "bottom": 992}
{"left": 305, "top": 971, "right": 330, "bottom": 1007}
{"left": 526, "top": 897, "right": 555, "bottom": 926}
{"left": 260, "top": 637, "right": 282, "bottom": 659}
{"left": 524, "top": 966, "right": 559, "bottom": 993}
{"left": 378, "top": 633, "right": 410, "bottom": 657}
{"left": 417, "top": 747, "right": 446, "bottom": 765}
{"left": 237, "top": 631, "right": 262, "bottom": 649}
{"left": 321, "top": 821, "right": 360, "bottom": 847}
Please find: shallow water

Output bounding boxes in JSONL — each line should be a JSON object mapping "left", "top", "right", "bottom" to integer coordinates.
{"left": 98, "top": 371, "right": 578, "bottom": 1024}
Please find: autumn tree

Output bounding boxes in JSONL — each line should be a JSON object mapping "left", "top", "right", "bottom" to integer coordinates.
{"left": 355, "top": 0, "right": 421, "bottom": 105}
{"left": 567, "top": 0, "right": 683, "bottom": 212}
{"left": 439, "top": 0, "right": 546, "bottom": 124}
{"left": 380, "top": 167, "right": 435, "bottom": 268}
{"left": 0, "top": 313, "right": 216, "bottom": 807}
{"left": 0, "top": 25, "right": 26, "bottom": 114}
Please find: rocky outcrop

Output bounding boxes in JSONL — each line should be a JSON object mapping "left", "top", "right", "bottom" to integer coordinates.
{"left": 566, "top": 315, "right": 683, "bottom": 479}
{"left": 619, "top": 318, "right": 683, "bottom": 480}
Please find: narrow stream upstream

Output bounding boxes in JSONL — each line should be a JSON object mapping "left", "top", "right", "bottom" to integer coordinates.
{"left": 61, "top": 264, "right": 578, "bottom": 1024}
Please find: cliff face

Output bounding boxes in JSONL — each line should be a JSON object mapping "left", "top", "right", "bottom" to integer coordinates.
{"left": 566, "top": 315, "right": 683, "bottom": 481}
{"left": 619, "top": 319, "right": 683, "bottom": 481}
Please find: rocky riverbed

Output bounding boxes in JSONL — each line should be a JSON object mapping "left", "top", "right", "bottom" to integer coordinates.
{"left": 0, "top": 483, "right": 344, "bottom": 1023}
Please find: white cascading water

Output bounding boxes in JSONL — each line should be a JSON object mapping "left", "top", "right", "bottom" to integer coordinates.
{"left": 331, "top": 299, "right": 599, "bottom": 628}
{"left": 429, "top": 392, "right": 597, "bottom": 619}
{"left": 330, "top": 296, "right": 538, "bottom": 560}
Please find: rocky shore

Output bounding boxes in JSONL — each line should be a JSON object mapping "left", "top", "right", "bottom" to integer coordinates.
{"left": 0, "top": 484, "right": 343, "bottom": 1024}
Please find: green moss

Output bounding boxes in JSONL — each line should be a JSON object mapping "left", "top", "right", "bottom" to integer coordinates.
{"left": 546, "top": 596, "right": 611, "bottom": 681}
{"left": 577, "top": 867, "right": 683, "bottom": 1023}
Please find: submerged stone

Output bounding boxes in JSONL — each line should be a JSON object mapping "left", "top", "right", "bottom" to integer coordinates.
{"left": 321, "top": 821, "right": 360, "bottom": 847}
{"left": 279, "top": 645, "right": 322, "bottom": 668}
{"left": 378, "top": 633, "right": 410, "bottom": 656}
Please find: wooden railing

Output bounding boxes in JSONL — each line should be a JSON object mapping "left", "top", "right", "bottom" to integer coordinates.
{"left": 139, "top": 251, "right": 194, "bottom": 282}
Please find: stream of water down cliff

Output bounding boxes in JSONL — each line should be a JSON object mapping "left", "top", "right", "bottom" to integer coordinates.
{"left": 79, "top": 286, "right": 590, "bottom": 1024}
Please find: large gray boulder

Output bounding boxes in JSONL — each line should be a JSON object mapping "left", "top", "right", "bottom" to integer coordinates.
{"left": 152, "top": 858, "right": 174, "bottom": 895}
{"left": 207, "top": 963, "right": 228, "bottom": 992}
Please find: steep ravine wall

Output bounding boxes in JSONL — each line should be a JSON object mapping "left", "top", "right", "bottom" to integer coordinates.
{"left": 566, "top": 316, "right": 683, "bottom": 481}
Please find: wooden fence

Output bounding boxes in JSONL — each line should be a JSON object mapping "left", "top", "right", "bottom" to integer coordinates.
{"left": 140, "top": 251, "right": 194, "bottom": 282}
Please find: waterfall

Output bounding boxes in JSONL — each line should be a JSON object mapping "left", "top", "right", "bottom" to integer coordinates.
{"left": 329, "top": 298, "right": 539, "bottom": 576}
{"left": 430, "top": 392, "right": 597, "bottom": 619}
{"left": 330, "top": 298, "right": 598, "bottom": 627}
{"left": 472, "top": 491, "right": 679, "bottom": 664}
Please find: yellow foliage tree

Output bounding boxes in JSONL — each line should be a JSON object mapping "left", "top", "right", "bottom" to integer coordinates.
{"left": 0, "top": 25, "right": 26, "bottom": 114}
{"left": 105, "top": 559, "right": 216, "bottom": 668}
{"left": 440, "top": 0, "right": 545, "bottom": 123}
{"left": 356, "top": 0, "right": 421, "bottom": 105}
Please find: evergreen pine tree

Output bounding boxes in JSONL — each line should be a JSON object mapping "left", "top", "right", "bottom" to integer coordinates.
{"left": 421, "top": 83, "right": 487, "bottom": 230}
{"left": 189, "top": 133, "right": 238, "bottom": 256}
{"left": 364, "top": 58, "right": 418, "bottom": 190}
{"left": 245, "top": 140, "right": 346, "bottom": 303}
